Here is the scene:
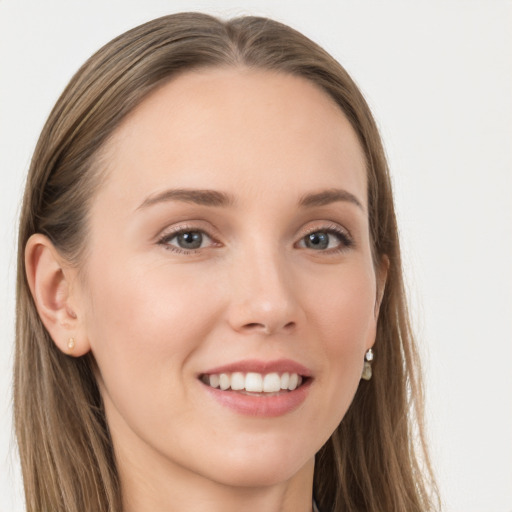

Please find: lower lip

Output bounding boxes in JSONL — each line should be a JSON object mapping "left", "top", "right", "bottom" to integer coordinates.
{"left": 201, "top": 379, "right": 312, "bottom": 417}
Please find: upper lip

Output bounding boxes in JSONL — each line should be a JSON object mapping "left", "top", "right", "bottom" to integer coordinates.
{"left": 200, "top": 358, "right": 313, "bottom": 377}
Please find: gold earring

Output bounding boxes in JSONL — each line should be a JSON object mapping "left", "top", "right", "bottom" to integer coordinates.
{"left": 361, "top": 348, "right": 373, "bottom": 381}
{"left": 67, "top": 337, "right": 76, "bottom": 350}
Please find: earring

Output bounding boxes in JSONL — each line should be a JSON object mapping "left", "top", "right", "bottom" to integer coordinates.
{"left": 361, "top": 348, "right": 373, "bottom": 381}
{"left": 67, "top": 337, "right": 76, "bottom": 350}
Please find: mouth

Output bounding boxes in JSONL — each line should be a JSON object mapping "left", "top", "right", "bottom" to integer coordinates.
{"left": 198, "top": 359, "right": 313, "bottom": 416}
{"left": 199, "top": 371, "right": 308, "bottom": 395}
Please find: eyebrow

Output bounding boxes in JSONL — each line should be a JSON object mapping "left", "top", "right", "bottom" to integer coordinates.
{"left": 137, "top": 188, "right": 235, "bottom": 210}
{"left": 137, "top": 187, "right": 364, "bottom": 212}
{"left": 298, "top": 188, "right": 364, "bottom": 211}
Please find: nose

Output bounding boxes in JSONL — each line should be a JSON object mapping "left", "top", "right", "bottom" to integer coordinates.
{"left": 226, "top": 247, "right": 300, "bottom": 336}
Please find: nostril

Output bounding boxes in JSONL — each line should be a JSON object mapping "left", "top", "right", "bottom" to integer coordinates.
{"left": 245, "top": 322, "right": 265, "bottom": 330}
{"left": 241, "top": 321, "right": 296, "bottom": 334}
{"left": 283, "top": 321, "right": 295, "bottom": 331}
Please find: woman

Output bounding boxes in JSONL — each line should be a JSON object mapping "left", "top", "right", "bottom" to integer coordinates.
{"left": 14, "top": 12, "right": 439, "bottom": 512}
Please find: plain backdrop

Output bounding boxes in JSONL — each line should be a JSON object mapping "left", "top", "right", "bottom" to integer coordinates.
{"left": 0, "top": 1, "right": 511, "bottom": 511}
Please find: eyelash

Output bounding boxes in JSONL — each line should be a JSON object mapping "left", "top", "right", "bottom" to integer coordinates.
{"left": 296, "top": 224, "right": 354, "bottom": 253}
{"left": 157, "top": 224, "right": 218, "bottom": 255}
{"left": 157, "top": 223, "right": 354, "bottom": 255}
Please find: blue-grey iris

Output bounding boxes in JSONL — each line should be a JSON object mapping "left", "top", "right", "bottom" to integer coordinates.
{"left": 177, "top": 231, "right": 203, "bottom": 249}
{"left": 305, "top": 232, "right": 329, "bottom": 250}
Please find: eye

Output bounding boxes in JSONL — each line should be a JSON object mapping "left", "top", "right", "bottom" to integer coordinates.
{"left": 159, "top": 229, "right": 215, "bottom": 253}
{"left": 297, "top": 228, "right": 352, "bottom": 252}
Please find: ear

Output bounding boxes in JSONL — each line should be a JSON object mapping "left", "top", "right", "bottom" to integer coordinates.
{"left": 374, "top": 254, "right": 389, "bottom": 318}
{"left": 25, "top": 234, "right": 90, "bottom": 357}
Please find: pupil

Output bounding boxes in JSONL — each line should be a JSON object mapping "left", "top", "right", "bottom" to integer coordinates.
{"left": 178, "top": 231, "right": 202, "bottom": 249}
{"left": 306, "top": 232, "right": 328, "bottom": 250}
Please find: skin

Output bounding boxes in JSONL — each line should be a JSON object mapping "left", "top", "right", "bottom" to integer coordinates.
{"left": 26, "top": 68, "right": 386, "bottom": 512}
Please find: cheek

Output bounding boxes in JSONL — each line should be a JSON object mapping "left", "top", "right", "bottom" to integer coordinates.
{"left": 302, "top": 262, "right": 377, "bottom": 420}
{"left": 85, "top": 251, "right": 219, "bottom": 340}
{"left": 307, "top": 261, "right": 377, "bottom": 350}
{"left": 81, "top": 254, "right": 222, "bottom": 408}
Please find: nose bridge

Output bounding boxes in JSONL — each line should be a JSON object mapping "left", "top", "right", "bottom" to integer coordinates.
{"left": 228, "top": 238, "right": 298, "bottom": 334}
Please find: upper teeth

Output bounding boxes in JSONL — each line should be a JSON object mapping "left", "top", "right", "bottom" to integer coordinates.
{"left": 204, "top": 372, "right": 302, "bottom": 393}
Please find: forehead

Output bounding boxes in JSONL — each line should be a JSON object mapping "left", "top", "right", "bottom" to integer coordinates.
{"left": 98, "top": 67, "right": 367, "bottom": 210}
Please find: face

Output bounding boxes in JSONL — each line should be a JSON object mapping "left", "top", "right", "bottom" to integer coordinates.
{"left": 74, "top": 68, "right": 382, "bottom": 490}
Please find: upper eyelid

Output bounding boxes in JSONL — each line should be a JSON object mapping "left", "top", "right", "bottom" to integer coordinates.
{"left": 299, "top": 221, "right": 352, "bottom": 239}
{"left": 296, "top": 222, "right": 355, "bottom": 252}
{"left": 157, "top": 226, "right": 218, "bottom": 254}
{"left": 298, "top": 228, "right": 351, "bottom": 245}
{"left": 157, "top": 222, "right": 218, "bottom": 241}
{"left": 160, "top": 228, "right": 213, "bottom": 242}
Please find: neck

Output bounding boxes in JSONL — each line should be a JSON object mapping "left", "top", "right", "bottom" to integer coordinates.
{"left": 116, "top": 436, "right": 315, "bottom": 512}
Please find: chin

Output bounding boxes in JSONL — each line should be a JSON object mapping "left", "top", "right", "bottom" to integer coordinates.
{"left": 208, "top": 463, "right": 304, "bottom": 489}
{"left": 198, "top": 441, "right": 314, "bottom": 488}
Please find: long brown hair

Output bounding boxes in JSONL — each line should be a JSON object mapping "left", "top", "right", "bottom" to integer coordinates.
{"left": 14, "top": 12, "right": 439, "bottom": 512}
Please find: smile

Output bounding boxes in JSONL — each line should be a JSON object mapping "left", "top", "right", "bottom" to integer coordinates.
{"left": 200, "top": 372, "right": 304, "bottom": 393}
{"left": 198, "top": 359, "right": 313, "bottom": 417}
